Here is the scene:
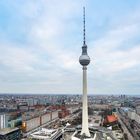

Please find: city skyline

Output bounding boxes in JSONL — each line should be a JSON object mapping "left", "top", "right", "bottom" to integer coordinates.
{"left": 0, "top": 0, "right": 140, "bottom": 95}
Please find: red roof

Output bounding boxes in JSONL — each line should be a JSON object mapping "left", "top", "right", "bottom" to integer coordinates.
{"left": 106, "top": 115, "right": 118, "bottom": 123}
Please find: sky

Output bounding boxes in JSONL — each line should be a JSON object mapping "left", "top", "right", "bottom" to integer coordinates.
{"left": 0, "top": 0, "right": 140, "bottom": 95}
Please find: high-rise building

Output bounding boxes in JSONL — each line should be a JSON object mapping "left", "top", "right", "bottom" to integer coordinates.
{"left": 0, "top": 114, "right": 6, "bottom": 129}
{"left": 79, "top": 7, "right": 90, "bottom": 137}
{"left": 70, "top": 7, "right": 117, "bottom": 140}
{"left": 63, "top": 7, "right": 117, "bottom": 140}
{"left": 71, "top": 7, "right": 95, "bottom": 140}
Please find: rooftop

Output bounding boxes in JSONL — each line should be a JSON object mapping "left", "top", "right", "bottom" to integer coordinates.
{"left": 64, "top": 126, "right": 117, "bottom": 140}
{"left": 0, "top": 127, "right": 20, "bottom": 135}
{"left": 30, "top": 128, "right": 62, "bottom": 140}
{"left": 107, "top": 115, "right": 118, "bottom": 123}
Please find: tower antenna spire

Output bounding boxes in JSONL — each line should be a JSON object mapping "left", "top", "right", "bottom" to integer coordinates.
{"left": 83, "top": 7, "right": 86, "bottom": 45}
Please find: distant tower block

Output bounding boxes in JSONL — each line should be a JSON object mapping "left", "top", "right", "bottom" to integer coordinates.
{"left": 79, "top": 7, "right": 90, "bottom": 137}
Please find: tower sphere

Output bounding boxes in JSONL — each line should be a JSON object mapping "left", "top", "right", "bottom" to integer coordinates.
{"left": 79, "top": 44, "right": 90, "bottom": 66}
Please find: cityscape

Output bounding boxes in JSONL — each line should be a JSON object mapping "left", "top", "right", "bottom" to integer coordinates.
{"left": 0, "top": 0, "right": 140, "bottom": 140}
{"left": 0, "top": 94, "right": 140, "bottom": 139}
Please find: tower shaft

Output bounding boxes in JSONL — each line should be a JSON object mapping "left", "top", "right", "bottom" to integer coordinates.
{"left": 81, "top": 66, "right": 90, "bottom": 137}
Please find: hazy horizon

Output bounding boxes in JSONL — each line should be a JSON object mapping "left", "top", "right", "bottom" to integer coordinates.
{"left": 0, "top": 92, "right": 139, "bottom": 96}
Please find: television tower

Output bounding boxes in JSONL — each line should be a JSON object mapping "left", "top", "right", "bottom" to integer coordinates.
{"left": 79, "top": 7, "right": 90, "bottom": 137}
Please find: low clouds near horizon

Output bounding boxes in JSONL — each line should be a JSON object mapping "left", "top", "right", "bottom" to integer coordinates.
{"left": 0, "top": 0, "right": 140, "bottom": 95}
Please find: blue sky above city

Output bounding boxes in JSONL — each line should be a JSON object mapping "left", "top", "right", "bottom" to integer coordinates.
{"left": 0, "top": 0, "right": 140, "bottom": 95}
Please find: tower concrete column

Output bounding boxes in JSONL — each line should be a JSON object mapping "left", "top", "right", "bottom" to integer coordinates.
{"left": 81, "top": 66, "right": 90, "bottom": 137}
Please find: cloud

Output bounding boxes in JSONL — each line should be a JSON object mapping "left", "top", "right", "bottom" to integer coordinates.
{"left": 88, "top": 18, "right": 140, "bottom": 94}
{"left": 0, "top": 0, "right": 83, "bottom": 94}
{"left": 90, "top": 21, "right": 140, "bottom": 73}
{"left": 0, "top": 0, "right": 140, "bottom": 94}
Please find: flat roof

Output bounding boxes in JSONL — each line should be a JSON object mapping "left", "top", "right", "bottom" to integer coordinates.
{"left": 0, "top": 127, "right": 19, "bottom": 135}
